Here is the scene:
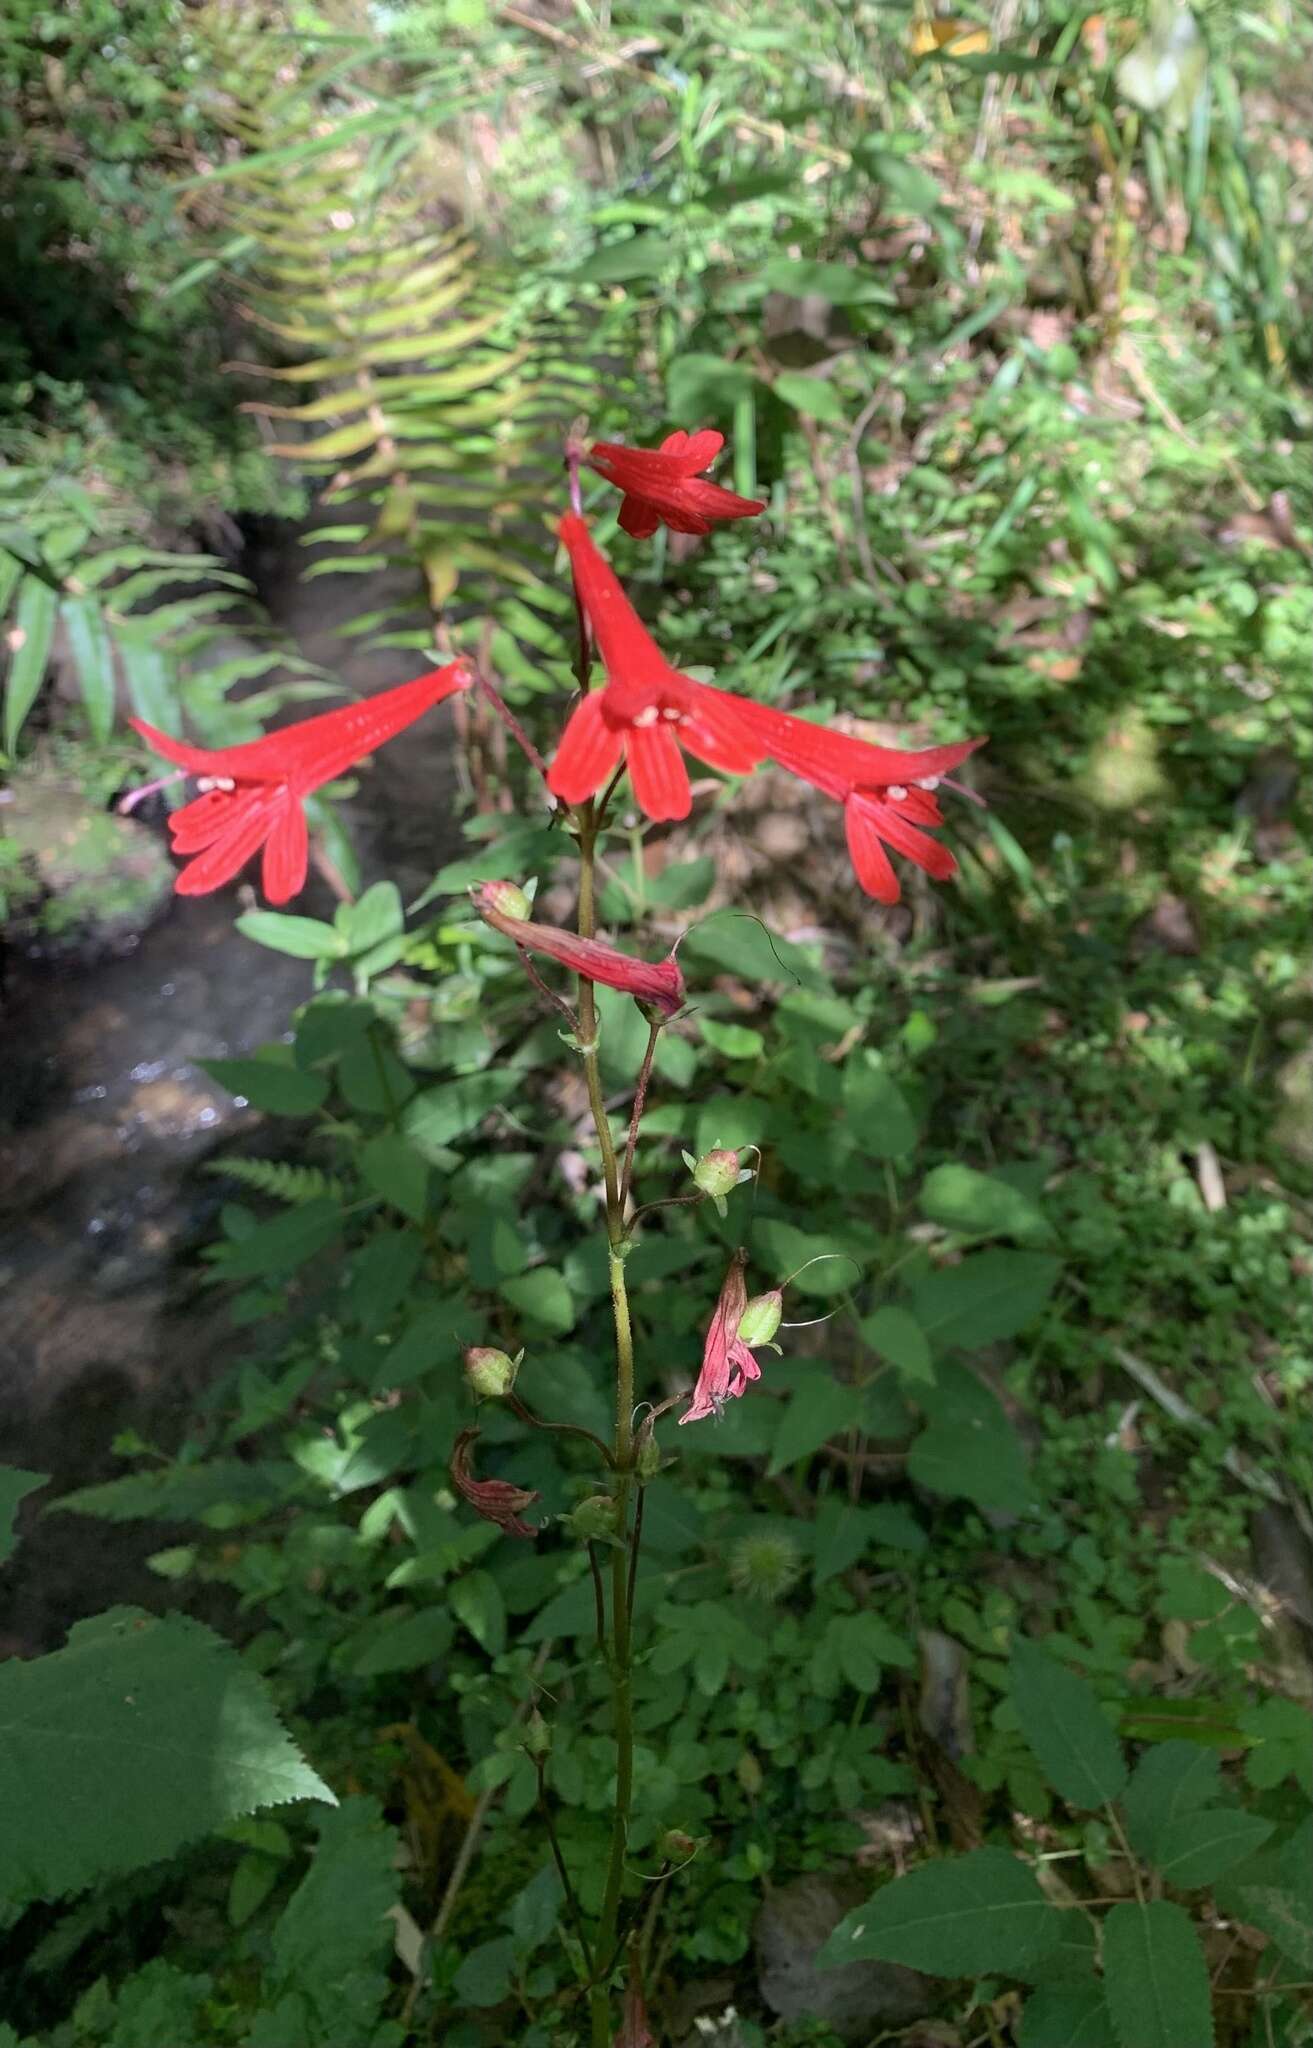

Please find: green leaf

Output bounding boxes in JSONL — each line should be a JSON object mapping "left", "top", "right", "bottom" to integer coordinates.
{"left": 260, "top": 1798, "right": 398, "bottom": 2044}
{"left": 403, "top": 1070, "right": 518, "bottom": 1153}
{"left": 61, "top": 597, "right": 115, "bottom": 743}
{"left": 213, "top": 1198, "right": 341, "bottom": 1280}
{"left": 1102, "top": 1901, "right": 1213, "bottom": 2048}
{"left": 453, "top": 1933, "right": 517, "bottom": 2007}
{"left": 818, "top": 1847, "right": 1063, "bottom": 1977}
{"left": 681, "top": 909, "right": 827, "bottom": 990}
{"left": 756, "top": 256, "right": 896, "bottom": 305}
{"left": 700, "top": 1017, "right": 765, "bottom": 1060}
{"left": 910, "top": 1250, "right": 1061, "bottom": 1348}
{"left": 0, "top": 1466, "right": 48, "bottom": 1565}
{"left": 844, "top": 1056, "right": 918, "bottom": 1158}
{"left": 907, "top": 1367, "right": 1031, "bottom": 1513}
{"left": 450, "top": 1570, "right": 507, "bottom": 1656}
{"left": 340, "top": 1606, "right": 454, "bottom": 1677}
{"left": 119, "top": 639, "right": 178, "bottom": 732}
{"left": 336, "top": 880, "right": 403, "bottom": 955}
{"left": 359, "top": 1134, "right": 429, "bottom": 1223}
{"left": 920, "top": 1164, "right": 1053, "bottom": 1246}
{"left": 667, "top": 352, "right": 755, "bottom": 418}
{"left": 4, "top": 577, "right": 58, "bottom": 752}
{"left": 861, "top": 1306, "right": 933, "bottom": 1385}
{"left": 346, "top": 1229, "right": 424, "bottom": 1331}
{"left": 1009, "top": 1637, "right": 1128, "bottom": 1808}
{"left": 574, "top": 234, "right": 670, "bottom": 282}
{"left": 500, "top": 1266, "right": 575, "bottom": 1336}
{"left": 1152, "top": 1808, "right": 1274, "bottom": 1887}
{"left": 200, "top": 1057, "right": 328, "bottom": 1116}
{"left": 773, "top": 371, "right": 848, "bottom": 422}
{"left": 509, "top": 1860, "right": 564, "bottom": 1951}
{"left": 1018, "top": 1982, "right": 1117, "bottom": 2048}
{"left": 1123, "top": 1743, "right": 1221, "bottom": 1861}
{"left": 0, "top": 1609, "right": 334, "bottom": 1902}
{"left": 768, "top": 1375, "right": 862, "bottom": 1474}
{"left": 236, "top": 911, "right": 347, "bottom": 961}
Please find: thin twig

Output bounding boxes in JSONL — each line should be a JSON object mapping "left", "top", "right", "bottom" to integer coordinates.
{"left": 508, "top": 1392, "right": 615, "bottom": 1467}
{"left": 626, "top": 1191, "right": 704, "bottom": 1235}
{"left": 476, "top": 664, "right": 550, "bottom": 782}
{"left": 536, "top": 1757, "right": 596, "bottom": 1977}
{"left": 588, "top": 1542, "right": 608, "bottom": 1657}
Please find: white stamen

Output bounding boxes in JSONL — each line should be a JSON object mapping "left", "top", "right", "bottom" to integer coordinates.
{"left": 887, "top": 784, "right": 908, "bottom": 802}
{"left": 632, "top": 706, "right": 659, "bottom": 728}
{"left": 195, "top": 776, "right": 236, "bottom": 794}
{"left": 660, "top": 706, "right": 684, "bottom": 723}
{"left": 916, "top": 775, "right": 941, "bottom": 792}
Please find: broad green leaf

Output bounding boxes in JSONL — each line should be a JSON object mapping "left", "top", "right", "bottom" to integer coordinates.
{"left": 861, "top": 1306, "right": 933, "bottom": 1385}
{"left": 667, "top": 352, "right": 755, "bottom": 417}
{"left": 61, "top": 596, "right": 115, "bottom": 743}
{"left": 346, "top": 1229, "right": 424, "bottom": 1331}
{"left": 509, "top": 1861, "right": 564, "bottom": 1951}
{"left": 236, "top": 911, "right": 347, "bottom": 961}
{"left": 403, "top": 1070, "right": 518, "bottom": 1152}
{"left": 55, "top": 1459, "right": 298, "bottom": 1524}
{"left": 213, "top": 1198, "right": 341, "bottom": 1280}
{"left": 756, "top": 256, "right": 897, "bottom": 305}
{"left": 910, "top": 1249, "right": 1061, "bottom": 1348}
{"left": 843, "top": 1056, "right": 917, "bottom": 1157}
{"left": 1102, "top": 1901, "right": 1213, "bottom": 2048}
{"left": 768, "top": 1375, "right": 862, "bottom": 1474}
{"left": 1152, "top": 1808, "right": 1273, "bottom": 1887}
{"left": 812, "top": 1497, "right": 874, "bottom": 1584}
{"left": 1123, "top": 1742, "right": 1221, "bottom": 1861}
{"left": 4, "top": 576, "right": 57, "bottom": 752}
{"left": 453, "top": 1934, "right": 517, "bottom": 2007}
{"left": 200, "top": 1057, "right": 328, "bottom": 1116}
{"left": 920, "top": 1163, "right": 1053, "bottom": 1246}
{"left": 449, "top": 1570, "right": 507, "bottom": 1656}
{"left": 681, "top": 909, "right": 827, "bottom": 990}
{"left": 773, "top": 371, "right": 848, "bottom": 422}
{"left": 574, "top": 233, "right": 669, "bottom": 282}
{"left": 818, "top": 1847, "right": 1063, "bottom": 1977}
{"left": 0, "top": 1467, "right": 48, "bottom": 1565}
{"left": 119, "top": 639, "right": 178, "bottom": 732}
{"left": 359, "top": 1133, "right": 429, "bottom": 1223}
{"left": 700, "top": 1018, "right": 765, "bottom": 1060}
{"left": 1018, "top": 1982, "right": 1116, "bottom": 2048}
{"left": 258, "top": 1799, "right": 398, "bottom": 2044}
{"left": 908, "top": 1367, "right": 1031, "bottom": 1513}
{"left": 1009, "top": 1637, "right": 1127, "bottom": 1808}
{"left": 336, "top": 880, "right": 403, "bottom": 955}
{"left": 0, "top": 1609, "right": 334, "bottom": 1901}
{"left": 340, "top": 1606, "right": 453, "bottom": 1677}
{"left": 500, "top": 1266, "right": 575, "bottom": 1336}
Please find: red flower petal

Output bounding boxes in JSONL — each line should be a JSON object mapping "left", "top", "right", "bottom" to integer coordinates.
{"left": 262, "top": 799, "right": 309, "bottom": 904}
{"left": 618, "top": 494, "right": 662, "bottom": 540}
{"left": 744, "top": 704, "right": 984, "bottom": 798}
{"left": 558, "top": 514, "right": 669, "bottom": 699}
{"left": 864, "top": 796, "right": 958, "bottom": 881}
{"left": 844, "top": 798, "right": 901, "bottom": 903}
{"left": 547, "top": 692, "right": 626, "bottom": 804}
{"left": 626, "top": 719, "right": 692, "bottom": 821}
{"left": 173, "top": 789, "right": 281, "bottom": 896}
{"left": 169, "top": 788, "right": 241, "bottom": 852}
{"left": 677, "top": 678, "right": 769, "bottom": 777}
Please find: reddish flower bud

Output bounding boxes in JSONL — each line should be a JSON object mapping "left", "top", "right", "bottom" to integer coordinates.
{"left": 463, "top": 1346, "right": 520, "bottom": 1401}
{"left": 450, "top": 1427, "right": 540, "bottom": 1539}
{"left": 478, "top": 878, "right": 531, "bottom": 921}
{"left": 689, "top": 1147, "right": 741, "bottom": 1200}
{"left": 472, "top": 881, "right": 684, "bottom": 1017}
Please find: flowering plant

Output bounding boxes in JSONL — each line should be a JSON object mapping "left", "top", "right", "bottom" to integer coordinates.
{"left": 128, "top": 426, "right": 984, "bottom": 2042}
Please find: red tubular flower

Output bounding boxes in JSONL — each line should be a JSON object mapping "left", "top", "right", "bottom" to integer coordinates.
{"left": 450, "top": 1428, "right": 541, "bottom": 1540}
{"left": 680, "top": 1249, "right": 763, "bottom": 1425}
{"left": 587, "top": 428, "right": 766, "bottom": 539}
{"left": 128, "top": 661, "right": 472, "bottom": 904}
{"left": 741, "top": 702, "right": 987, "bottom": 905}
{"left": 472, "top": 882, "right": 684, "bottom": 1017}
{"left": 548, "top": 514, "right": 768, "bottom": 822}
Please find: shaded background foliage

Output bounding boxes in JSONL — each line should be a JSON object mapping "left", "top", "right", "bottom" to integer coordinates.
{"left": 1, "top": 1, "right": 1310, "bottom": 2044}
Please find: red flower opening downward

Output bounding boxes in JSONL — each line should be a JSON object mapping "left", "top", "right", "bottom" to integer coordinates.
{"left": 587, "top": 428, "right": 765, "bottom": 540}
{"left": 549, "top": 514, "right": 767, "bottom": 821}
{"left": 743, "top": 702, "right": 987, "bottom": 905}
{"left": 680, "top": 1249, "right": 764, "bottom": 1425}
{"left": 128, "top": 661, "right": 472, "bottom": 904}
{"left": 473, "top": 882, "right": 684, "bottom": 1017}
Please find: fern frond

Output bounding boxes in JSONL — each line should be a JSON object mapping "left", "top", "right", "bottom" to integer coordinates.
{"left": 202, "top": 1158, "right": 346, "bottom": 1206}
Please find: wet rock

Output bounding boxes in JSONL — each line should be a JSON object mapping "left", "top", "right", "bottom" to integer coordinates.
{"left": 755, "top": 1873, "right": 933, "bottom": 2040}
{"left": 2, "top": 770, "right": 174, "bottom": 964}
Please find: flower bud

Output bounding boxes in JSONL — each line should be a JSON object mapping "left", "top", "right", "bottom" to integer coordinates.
{"left": 463, "top": 1345, "right": 520, "bottom": 1401}
{"left": 478, "top": 878, "right": 531, "bottom": 921}
{"left": 635, "top": 1428, "right": 663, "bottom": 1483}
{"left": 687, "top": 1147, "right": 741, "bottom": 1201}
{"left": 737, "top": 1290, "right": 783, "bottom": 1347}
{"left": 658, "top": 1828, "right": 698, "bottom": 1864}
{"left": 523, "top": 1708, "right": 551, "bottom": 1759}
{"left": 566, "top": 1493, "right": 622, "bottom": 1543}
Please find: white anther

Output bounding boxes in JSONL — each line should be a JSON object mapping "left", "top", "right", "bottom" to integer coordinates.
{"left": 887, "top": 784, "right": 908, "bottom": 802}
{"left": 632, "top": 706, "right": 659, "bottom": 728}
{"left": 195, "top": 776, "right": 236, "bottom": 794}
{"left": 660, "top": 706, "right": 684, "bottom": 723}
{"left": 916, "top": 776, "right": 941, "bottom": 792}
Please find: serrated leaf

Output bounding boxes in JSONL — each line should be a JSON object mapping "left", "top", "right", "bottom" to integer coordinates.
{"left": 1123, "top": 1742, "right": 1222, "bottom": 1861}
{"left": 920, "top": 1163, "right": 1053, "bottom": 1246}
{"left": 0, "top": 1466, "right": 48, "bottom": 1565}
{"left": 403, "top": 1070, "right": 518, "bottom": 1153}
{"left": 844, "top": 1056, "right": 918, "bottom": 1158}
{"left": 500, "top": 1266, "right": 574, "bottom": 1336}
{"left": 1152, "top": 1808, "right": 1274, "bottom": 1887}
{"left": 700, "top": 1017, "right": 765, "bottom": 1060}
{"left": 1102, "top": 1901, "right": 1213, "bottom": 2048}
{"left": 359, "top": 1133, "right": 429, "bottom": 1223}
{"left": 773, "top": 371, "right": 848, "bottom": 422}
{"left": 259, "top": 1798, "right": 398, "bottom": 2042}
{"left": 818, "top": 1847, "right": 1063, "bottom": 1977}
{"left": 450, "top": 1570, "right": 507, "bottom": 1656}
{"left": 768, "top": 1375, "right": 862, "bottom": 1473}
{"left": 340, "top": 1607, "right": 454, "bottom": 1677}
{"left": 1018, "top": 1982, "right": 1116, "bottom": 2047}
{"left": 0, "top": 1609, "right": 334, "bottom": 1901}
{"left": 1009, "top": 1637, "right": 1127, "bottom": 1808}
{"left": 212, "top": 1198, "right": 342, "bottom": 1280}
{"left": 910, "top": 1249, "right": 1061, "bottom": 1348}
